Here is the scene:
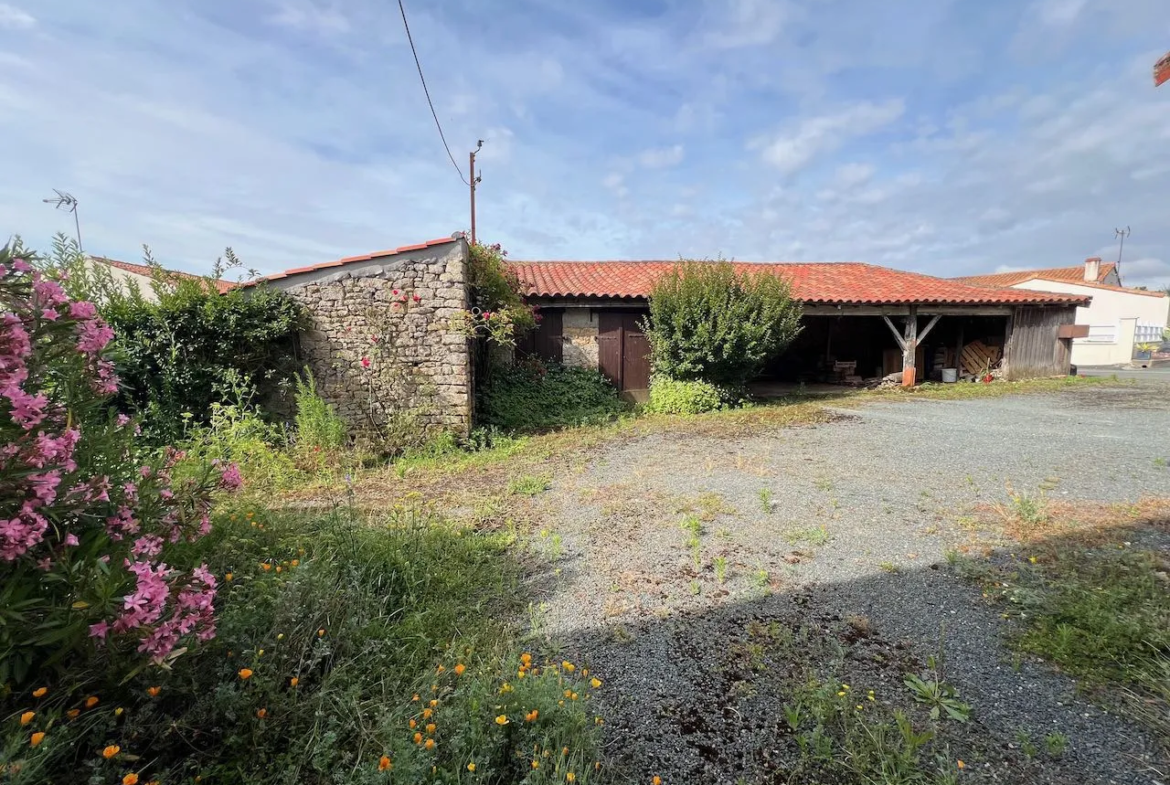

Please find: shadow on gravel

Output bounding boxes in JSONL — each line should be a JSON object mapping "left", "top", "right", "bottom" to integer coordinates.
{"left": 550, "top": 521, "right": 1169, "bottom": 785}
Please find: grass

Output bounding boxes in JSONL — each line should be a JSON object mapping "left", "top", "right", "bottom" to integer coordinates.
{"left": 966, "top": 538, "right": 1170, "bottom": 745}
{"left": 508, "top": 473, "right": 552, "bottom": 496}
{"left": 784, "top": 525, "right": 832, "bottom": 547}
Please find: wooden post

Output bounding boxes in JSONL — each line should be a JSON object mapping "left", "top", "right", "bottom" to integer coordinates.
{"left": 954, "top": 325, "right": 964, "bottom": 378}
{"left": 902, "top": 305, "right": 918, "bottom": 387}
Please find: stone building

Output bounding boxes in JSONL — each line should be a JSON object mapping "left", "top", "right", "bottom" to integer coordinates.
{"left": 244, "top": 235, "right": 472, "bottom": 438}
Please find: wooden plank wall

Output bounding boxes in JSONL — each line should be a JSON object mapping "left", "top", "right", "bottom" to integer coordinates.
{"left": 1003, "top": 306, "right": 1076, "bottom": 380}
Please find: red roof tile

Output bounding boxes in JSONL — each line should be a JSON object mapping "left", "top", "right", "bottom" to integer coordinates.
{"left": 509, "top": 261, "right": 1090, "bottom": 307}
{"left": 93, "top": 256, "right": 236, "bottom": 294}
{"left": 953, "top": 262, "right": 1116, "bottom": 288}
{"left": 240, "top": 235, "right": 460, "bottom": 287}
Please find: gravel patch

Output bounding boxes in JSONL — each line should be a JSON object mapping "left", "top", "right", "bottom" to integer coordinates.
{"left": 528, "top": 386, "right": 1170, "bottom": 784}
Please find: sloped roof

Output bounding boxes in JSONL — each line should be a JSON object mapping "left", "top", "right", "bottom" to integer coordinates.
{"left": 510, "top": 261, "right": 1089, "bottom": 307}
{"left": 93, "top": 256, "right": 236, "bottom": 294}
{"left": 240, "top": 235, "right": 459, "bottom": 287}
{"left": 1008, "top": 276, "right": 1166, "bottom": 298}
{"left": 952, "top": 262, "right": 1116, "bottom": 288}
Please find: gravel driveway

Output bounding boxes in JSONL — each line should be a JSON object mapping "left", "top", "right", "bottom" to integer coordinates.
{"left": 529, "top": 383, "right": 1170, "bottom": 784}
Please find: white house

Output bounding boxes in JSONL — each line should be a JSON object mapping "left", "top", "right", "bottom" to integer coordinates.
{"left": 88, "top": 256, "right": 234, "bottom": 302}
{"left": 955, "top": 257, "right": 1168, "bottom": 367}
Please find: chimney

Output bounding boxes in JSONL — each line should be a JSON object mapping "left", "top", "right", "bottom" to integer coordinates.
{"left": 1083, "top": 256, "right": 1101, "bottom": 283}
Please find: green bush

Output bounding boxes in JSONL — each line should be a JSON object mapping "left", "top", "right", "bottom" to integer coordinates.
{"left": 643, "top": 260, "right": 803, "bottom": 390}
{"left": 293, "top": 369, "right": 347, "bottom": 452}
{"left": 102, "top": 277, "right": 306, "bottom": 445}
{"left": 479, "top": 360, "right": 627, "bottom": 432}
{"left": 646, "top": 376, "right": 732, "bottom": 414}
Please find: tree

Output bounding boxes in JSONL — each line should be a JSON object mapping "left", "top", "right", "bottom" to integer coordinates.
{"left": 643, "top": 260, "right": 803, "bottom": 391}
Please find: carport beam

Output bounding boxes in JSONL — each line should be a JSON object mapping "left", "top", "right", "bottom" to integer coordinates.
{"left": 902, "top": 306, "right": 918, "bottom": 387}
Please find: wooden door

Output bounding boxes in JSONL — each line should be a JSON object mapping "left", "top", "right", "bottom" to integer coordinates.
{"left": 597, "top": 311, "right": 650, "bottom": 392}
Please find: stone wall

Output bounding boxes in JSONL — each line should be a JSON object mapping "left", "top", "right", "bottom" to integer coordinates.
{"left": 562, "top": 308, "right": 599, "bottom": 369}
{"left": 272, "top": 239, "right": 472, "bottom": 438}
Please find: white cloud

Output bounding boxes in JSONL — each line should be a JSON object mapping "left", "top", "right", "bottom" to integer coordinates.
{"left": 0, "top": 3, "right": 34, "bottom": 29}
{"left": 637, "top": 144, "right": 685, "bottom": 169}
{"left": 268, "top": 1, "right": 350, "bottom": 35}
{"left": 702, "top": 0, "right": 791, "bottom": 49}
{"left": 833, "top": 163, "right": 875, "bottom": 188}
{"left": 754, "top": 100, "right": 904, "bottom": 174}
{"left": 1035, "top": 0, "right": 1090, "bottom": 26}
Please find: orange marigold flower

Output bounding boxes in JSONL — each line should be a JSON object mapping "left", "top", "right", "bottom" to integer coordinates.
{"left": 409, "top": 719, "right": 417, "bottom": 729}
{"left": 564, "top": 689, "right": 572, "bottom": 698}
{"left": 291, "top": 559, "right": 299, "bottom": 567}
{"left": 147, "top": 686, "right": 161, "bottom": 697}
{"left": 413, "top": 732, "right": 423, "bottom": 745}
{"left": 225, "top": 572, "right": 233, "bottom": 582}
{"left": 102, "top": 745, "right": 121, "bottom": 759}
{"left": 290, "top": 677, "right": 299, "bottom": 688}
{"left": 520, "top": 653, "right": 532, "bottom": 665}
{"left": 238, "top": 668, "right": 253, "bottom": 680}
{"left": 525, "top": 710, "right": 539, "bottom": 722}
{"left": 20, "top": 711, "right": 34, "bottom": 725}
{"left": 261, "top": 563, "right": 271, "bottom": 572}
{"left": 422, "top": 708, "right": 433, "bottom": 720}
{"left": 957, "top": 760, "right": 966, "bottom": 769}
{"left": 32, "top": 687, "right": 47, "bottom": 698}
{"left": 122, "top": 774, "right": 139, "bottom": 785}
{"left": 411, "top": 693, "right": 420, "bottom": 702}
{"left": 256, "top": 708, "right": 267, "bottom": 719}
{"left": 495, "top": 715, "right": 509, "bottom": 726}
{"left": 429, "top": 699, "right": 439, "bottom": 708}
{"left": 424, "top": 738, "right": 435, "bottom": 751}
{"left": 317, "top": 629, "right": 326, "bottom": 638}
{"left": 425, "top": 723, "right": 436, "bottom": 734}
{"left": 85, "top": 696, "right": 99, "bottom": 709}
{"left": 66, "top": 709, "right": 80, "bottom": 720}
{"left": 30, "top": 731, "right": 45, "bottom": 747}
{"left": 653, "top": 777, "right": 662, "bottom": 785}
{"left": 378, "top": 755, "right": 392, "bottom": 772}
{"left": 562, "top": 747, "right": 569, "bottom": 756}
{"left": 454, "top": 663, "right": 466, "bottom": 676}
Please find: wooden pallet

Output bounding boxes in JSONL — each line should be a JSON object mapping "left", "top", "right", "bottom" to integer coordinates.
{"left": 959, "top": 340, "right": 1001, "bottom": 375}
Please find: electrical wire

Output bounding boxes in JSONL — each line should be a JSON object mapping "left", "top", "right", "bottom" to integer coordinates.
{"left": 397, "top": 0, "right": 470, "bottom": 185}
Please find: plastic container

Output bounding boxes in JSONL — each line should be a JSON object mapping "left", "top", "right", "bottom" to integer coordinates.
{"left": 941, "top": 368, "right": 958, "bottom": 383}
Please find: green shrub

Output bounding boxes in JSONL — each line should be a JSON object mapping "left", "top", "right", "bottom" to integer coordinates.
{"left": 294, "top": 369, "right": 347, "bottom": 451}
{"left": 179, "top": 383, "right": 300, "bottom": 491}
{"left": 101, "top": 272, "right": 306, "bottom": 445}
{"left": 479, "top": 360, "right": 627, "bottom": 432}
{"left": 647, "top": 376, "right": 731, "bottom": 414}
{"left": 643, "top": 260, "right": 803, "bottom": 390}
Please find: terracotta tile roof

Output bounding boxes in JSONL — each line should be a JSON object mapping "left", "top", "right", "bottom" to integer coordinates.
{"left": 509, "top": 261, "right": 1090, "bottom": 307}
{"left": 240, "top": 235, "right": 460, "bottom": 287}
{"left": 952, "top": 262, "right": 1116, "bottom": 288}
{"left": 92, "top": 256, "right": 236, "bottom": 294}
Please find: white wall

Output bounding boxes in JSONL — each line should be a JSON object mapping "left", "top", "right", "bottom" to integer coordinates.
{"left": 1010, "top": 279, "right": 1169, "bottom": 366}
{"left": 88, "top": 260, "right": 159, "bottom": 302}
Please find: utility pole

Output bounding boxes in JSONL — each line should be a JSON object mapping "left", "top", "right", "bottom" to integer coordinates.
{"left": 1114, "top": 226, "right": 1131, "bottom": 273}
{"left": 42, "top": 189, "right": 83, "bottom": 252}
{"left": 469, "top": 140, "right": 483, "bottom": 245}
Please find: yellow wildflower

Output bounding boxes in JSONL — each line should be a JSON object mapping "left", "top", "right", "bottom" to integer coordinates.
{"left": 290, "top": 677, "right": 299, "bottom": 688}
{"left": 566, "top": 773, "right": 576, "bottom": 782}
{"left": 467, "top": 763, "right": 476, "bottom": 772}
{"left": 562, "top": 661, "right": 575, "bottom": 672}
{"left": 590, "top": 678, "right": 602, "bottom": 688}
{"left": 495, "top": 715, "right": 509, "bottom": 726}
{"left": 425, "top": 723, "right": 436, "bottom": 734}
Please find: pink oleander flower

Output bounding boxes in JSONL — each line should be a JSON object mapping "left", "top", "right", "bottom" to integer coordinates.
{"left": 64, "top": 533, "right": 79, "bottom": 546}
{"left": 68, "top": 300, "right": 97, "bottom": 320}
{"left": 218, "top": 463, "right": 242, "bottom": 491}
{"left": 361, "top": 356, "right": 371, "bottom": 368}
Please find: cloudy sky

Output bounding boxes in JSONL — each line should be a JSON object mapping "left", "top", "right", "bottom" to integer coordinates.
{"left": 1, "top": 0, "right": 1169, "bottom": 287}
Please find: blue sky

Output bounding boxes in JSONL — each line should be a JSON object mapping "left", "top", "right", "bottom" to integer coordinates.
{"left": 1, "top": 0, "right": 1169, "bottom": 288}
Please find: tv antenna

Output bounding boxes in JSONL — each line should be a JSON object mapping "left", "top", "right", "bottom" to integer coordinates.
{"left": 42, "top": 189, "right": 83, "bottom": 253}
{"left": 1114, "top": 226, "right": 1130, "bottom": 273}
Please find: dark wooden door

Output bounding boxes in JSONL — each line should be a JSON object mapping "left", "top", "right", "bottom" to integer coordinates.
{"left": 598, "top": 311, "right": 650, "bottom": 392}
{"left": 516, "top": 309, "right": 563, "bottom": 363}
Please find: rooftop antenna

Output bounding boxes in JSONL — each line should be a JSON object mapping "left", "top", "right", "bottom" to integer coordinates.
{"left": 42, "top": 189, "right": 83, "bottom": 253}
{"left": 1114, "top": 226, "right": 1130, "bottom": 274}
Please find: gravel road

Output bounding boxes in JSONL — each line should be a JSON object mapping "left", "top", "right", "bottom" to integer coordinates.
{"left": 529, "top": 383, "right": 1170, "bottom": 784}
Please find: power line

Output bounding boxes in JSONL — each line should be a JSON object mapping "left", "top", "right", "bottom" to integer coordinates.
{"left": 396, "top": 0, "right": 469, "bottom": 186}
